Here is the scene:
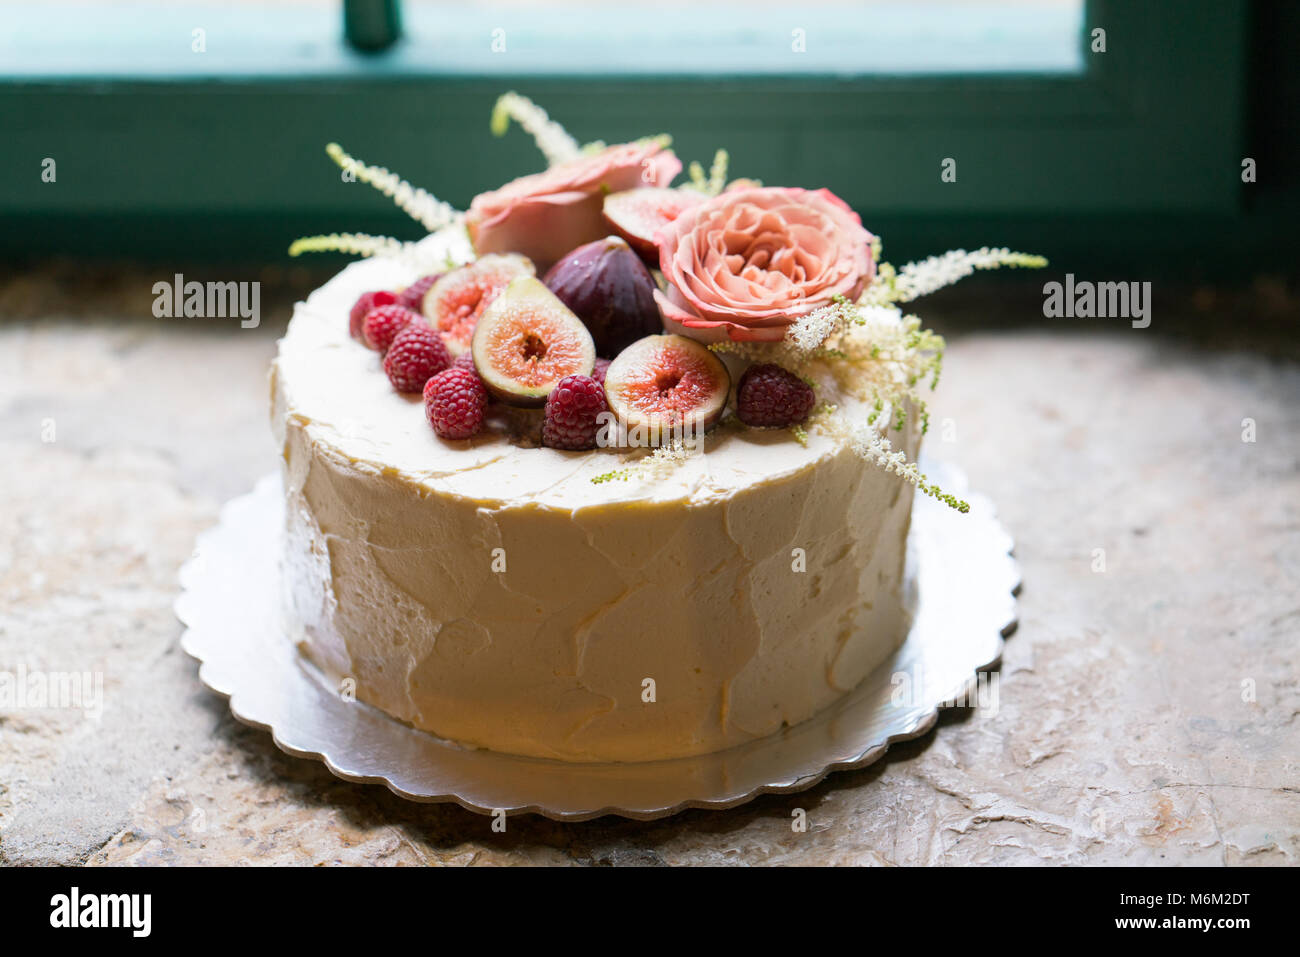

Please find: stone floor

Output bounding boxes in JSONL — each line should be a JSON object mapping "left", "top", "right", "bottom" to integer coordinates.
{"left": 1, "top": 266, "right": 1297, "bottom": 866}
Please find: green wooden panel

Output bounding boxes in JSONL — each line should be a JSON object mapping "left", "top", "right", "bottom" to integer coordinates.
{"left": 0, "top": 0, "right": 1263, "bottom": 271}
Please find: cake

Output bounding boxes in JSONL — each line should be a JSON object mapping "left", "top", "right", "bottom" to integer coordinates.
{"left": 271, "top": 95, "right": 1015, "bottom": 764}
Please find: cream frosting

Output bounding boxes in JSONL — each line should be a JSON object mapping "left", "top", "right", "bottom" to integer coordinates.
{"left": 272, "top": 230, "right": 919, "bottom": 762}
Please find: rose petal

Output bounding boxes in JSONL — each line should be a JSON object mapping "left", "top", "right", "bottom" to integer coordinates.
{"left": 654, "top": 185, "right": 875, "bottom": 335}
{"left": 469, "top": 190, "right": 602, "bottom": 270}
{"left": 468, "top": 141, "right": 680, "bottom": 270}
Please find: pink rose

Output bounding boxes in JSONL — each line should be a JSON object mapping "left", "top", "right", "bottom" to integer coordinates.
{"left": 654, "top": 186, "right": 875, "bottom": 343}
{"left": 466, "top": 141, "right": 681, "bottom": 270}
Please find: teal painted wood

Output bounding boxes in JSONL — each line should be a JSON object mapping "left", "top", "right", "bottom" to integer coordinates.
{"left": 0, "top": 0, "right": 1260, "bottom": 268}
{"left": 0, "top": 209, "right": 1270, "bottom": 283}
{"left": 344, "top": 0, "right": 402, "bottom": 53}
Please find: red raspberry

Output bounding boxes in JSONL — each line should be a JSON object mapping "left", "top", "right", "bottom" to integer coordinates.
{"left": 349, "top": 290, "right": 397, "bottom": 340}
{"left": 396, "top": 273, "right": 442, "bottom": 312}
{"left": 423, "top": 367, "right": 487, "bottom": 440}
{"left": 736, "top": 363, "right": 815, "bottom": 428}
{"left": 452, "top": 352, "right": 477, "bottom": 373}
{"left": 542, "top": 375, "right": 607, "bottom": 451}
{"left": 383, "top": 322, "right": 452, "bottom": 393}
{"left": 362, "top": 304, "right": 420, "bottom": 353}
{"left": 591, "top": 357, "right": 611, "bottom": 387}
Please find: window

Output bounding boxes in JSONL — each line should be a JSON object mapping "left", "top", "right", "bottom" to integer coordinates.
{"left": 0, "top": 0, "right": 1261, "bottom": 275}
{"left": 395, "top": 1, "right": 1086, "bottom": 76}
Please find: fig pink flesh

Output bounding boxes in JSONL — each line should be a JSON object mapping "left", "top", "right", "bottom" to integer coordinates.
{"left": 480, "top": 309, "right": 590, "bottom": 390}
{"left": 602, "top": 188, "right": 705, "bottom": 261}
{"left": 470, "top": 276, "right": 595, "bottom": 406}
{"left": 604, "top": 334, "right": 729, "bottom": 433}
{"left": 423, "top": 254, "right": 534, "bottom": 354}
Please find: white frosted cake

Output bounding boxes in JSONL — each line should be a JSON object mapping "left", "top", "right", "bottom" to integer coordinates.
{"left": 272, "top": 237, "right": 918, "bottom": 763}
{"left": 270, "top": 101, "right": 979, "bottom": 764}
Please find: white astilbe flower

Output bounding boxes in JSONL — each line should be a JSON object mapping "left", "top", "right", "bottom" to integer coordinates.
{"left": 708, "top": 150, "right": 730, "bottom": 195}
{"left": 855, "top": 304, "right": 911, "bottom": 337}
{"left": 489, "top": 92, "right": 582, "bottom": 167}
{"left": 818, "top": 415, "right": 969, "bottom": 513}
{"left": 591, "top": 441, "right": 692, "bottom": 484}
{"left": 862, "top": 247, "right": 1048, "bottom": 306}
{"left": 326, "top": 143, "right": 463, "bottom": 233}
{"left": 287, "top": 232, "right": 411, "bottom": 259}
{"left": 687, "top": 149, "right": 730, "bottom": 196}
{"left": 287, "top": 232, "right": 470, "bottom": 274}
{"left": 708, "top": 339, "right": 798, "bottom": 367}
{"left": 787, "top": 299, "right": 849, "bottom": 352}
{"left": 638, "top": 442, "right": 693, "bottom": 480}
{"left": 787, "top": 298, "right": 904, "bottom": 353}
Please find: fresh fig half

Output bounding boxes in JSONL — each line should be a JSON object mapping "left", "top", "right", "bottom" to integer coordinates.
{"left": 601, "top": 188, "right": 706, "bottom": 263}
{"left": 602, "top": 334, "right": 730, "bottom": 446}
{"left": 422, "top": 254, "right": 534, "bottom": 355}
{"left": 543, "top": 236, "right": 664, "bottom": 359}
{"left": 470, "top": 276, "right": 596, "bottom": 407}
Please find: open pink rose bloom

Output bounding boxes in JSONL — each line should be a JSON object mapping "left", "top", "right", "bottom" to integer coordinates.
{"left": 466, "top": 141, "right": 681, "bottom": 271}
{"left": 654, "top": 186, "right": 876, "bottom": 343}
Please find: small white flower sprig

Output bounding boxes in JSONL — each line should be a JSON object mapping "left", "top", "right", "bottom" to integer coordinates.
{"left": 489, "top": 92, "right": 686, "bottom": 178}
{"left": 323, "top": 143, "right": 463, "bottom": 233}
{"left": 287, "top": 232, "right": 409, "bottom": 260}
{"left": 819, "top": 412, "right": 971, "bottom": 514}
{"left": 711, "top": 246, "right": 1047, "bottom": 512}
{"left": 591, "top": 441, "right": 693, "bottom": 485}
{"left": 862, "top": 247, "right": 1049, "bottom": 306}
{"left": 490, "top": 92, "right": 585, "bottom": 166}
{"left": 288, "top": 143, "right": 464, "bottom": 263}
{"left": 687, "top": 149, "right": 731, "bottom": 197}
{"left": 682, "top": 148, "right": 764, "bottom": 197}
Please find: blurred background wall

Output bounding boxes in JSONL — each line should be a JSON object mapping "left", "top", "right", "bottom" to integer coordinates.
{"left": 0, "top": 0, "right": 1294, "bottom": 283}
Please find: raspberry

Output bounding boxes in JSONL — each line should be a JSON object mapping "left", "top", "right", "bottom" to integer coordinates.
{"left": 424, "top": 367, "right": 487, "bottom": 439}
{"left": 590, "top": 357, "right": 611, "bottom": 387}
{"left": 362, "top": 304, "right": 420, "bottom": 353}
{"left": 383, "top": 322, "right": 452, "bottom": 393}
{"left": 349, "top": 290, "right": 397, "bottom": 340}
{"left": 736, "top": 363, "right": 815, "bottom": 428}
{"left": 542, "top": 375, "right": 607, "bottom": 451}
{"left": 452, "top": 352, "right": 477, "bottom": 373}
{"left": 396, "top": 273, "right": 442, "bottom": 312}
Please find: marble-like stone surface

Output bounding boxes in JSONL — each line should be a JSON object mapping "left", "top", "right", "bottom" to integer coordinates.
{"left": 1, "top": 270, "right": 1296, "bottom": 866}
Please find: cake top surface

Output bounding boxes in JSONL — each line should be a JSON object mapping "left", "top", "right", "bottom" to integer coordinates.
{"left": 276, "top": 231, "right": 880, "bottom": 511}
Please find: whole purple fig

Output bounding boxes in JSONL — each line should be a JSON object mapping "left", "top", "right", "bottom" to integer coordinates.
{"left": 543, "top": 236, "right": 663, "bottom": 358}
